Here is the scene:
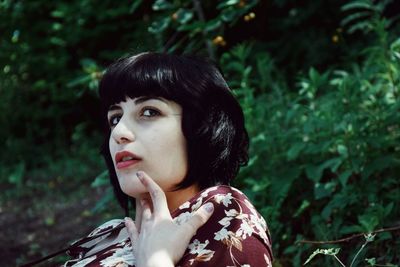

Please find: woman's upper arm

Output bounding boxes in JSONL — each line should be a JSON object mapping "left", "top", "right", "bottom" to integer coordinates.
{"left": 175, "top": 187, "right": 272, "bottom": 267}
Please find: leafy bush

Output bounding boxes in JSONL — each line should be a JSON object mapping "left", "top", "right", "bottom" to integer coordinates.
{"left": 221, "top": 1, "right": 400, "bottom": 265}
{"left": 1, "top": 0, "right": 399, "bottom": 266}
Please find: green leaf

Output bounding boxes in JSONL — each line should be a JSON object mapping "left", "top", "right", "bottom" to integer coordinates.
{"left": 91, "top": 187, "right": 115, "bottom": 213}
{"left": 175, "top": 8, "right": 194, "bottom": 24}
{"left": 314, "top": 181, "right": 337, "bottom": 200}
{"left": 305, "top": 158, "right": 342, "bottom": 182}
{"left": 341, "top": 1, "right": 374, "bottom": 12}
{"left": 221, "top": 8, "right": 239, "bottom": 22}
{"left": 91, "top": 170, "right": 109, "bottom": 187}
{"left": 204, "top": 19, "right": 222, "bottom": 32}
{"left": 287, "top": 143, "right": 305, "bottom": 161}
{"left": 217, "top": 0, "right": 240, "bottom": 9}
{"left": 337, "top": 144, "right": 348, "bottom": 158}
{"left": 304, "top": 248, "right": 340, "bottom": 265}
{"left": 309, "top": 67, "right": 320, "bottom": 84}
{"left": 8, "top": 162, "right": 25, "bottom": 186}
{"left": 347, "top": 21, "right": 373, "bottom": 34}
{"left": 148, "top": 17, "right": 171, "bottom": 33}
{"left": 341, "top": 10, "right": 371, "bottom": 26}
{"left": 364, "top": 233, "right": 376, "bottom": 242}
{"left": 338, "top": 169, "right": 352, "bottom": 187}
{"left": 50, "top": 37, "right": 66, "bottom": 46}
{"left": 50, "top": 10, "right": 65, "bottom": 18}
{"left": 365, "top": 258, "right": 376, "bottom": 266}
{"left": 129, "top": 0, "right": 143, "bottom": 13}
{"left": 152, "top": 0, "right": 173, "bottom": 11}
{"left": 67, "top": 75, "right": 92, "bottom": 88}
{"left": 384, "top": 202, "right": 394, "bottom": 217}
{"left": 358, "top": 214, "right": 379, "bottom": 232}
{"left": 293, "top": 200, "right": 310, "bottom": 217}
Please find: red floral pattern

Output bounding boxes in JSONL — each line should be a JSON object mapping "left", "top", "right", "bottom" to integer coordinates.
{"left": 64, "top": 185, "right": 272, "bottom": 267}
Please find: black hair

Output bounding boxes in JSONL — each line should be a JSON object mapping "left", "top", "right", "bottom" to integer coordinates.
{"left": 99, "top": 52, "right": 249, "bottom": 214}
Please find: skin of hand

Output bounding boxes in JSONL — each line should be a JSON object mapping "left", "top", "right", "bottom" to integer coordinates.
{"left": 124, "top": 171, "right": 214, "bottom": 267}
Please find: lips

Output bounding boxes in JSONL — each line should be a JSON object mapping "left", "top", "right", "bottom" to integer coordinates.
{"left": 115, "top": 151, "right": 142, "bottom": 170}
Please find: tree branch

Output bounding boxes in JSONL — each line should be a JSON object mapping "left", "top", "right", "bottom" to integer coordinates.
{"left": 297, "top": 225, "right": 400, "bottom": 245}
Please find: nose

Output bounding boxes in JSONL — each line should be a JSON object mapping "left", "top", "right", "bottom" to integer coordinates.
{"left": 111, "top": 119, "right": 135, "bottom": 145}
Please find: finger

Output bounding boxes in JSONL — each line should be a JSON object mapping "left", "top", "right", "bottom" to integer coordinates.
{"left": 141, "top": 198, "right": 152, "bottom": 224}
{"left": 184, "top": 202, "right": 214, "bottom": 236}
{"left": 135, "top": 198, "right": 142, "bottom": 232}
{"left": 136, "top": 171, "right": 169, "bottom": 216}
{"left": 124, "top": 217, "right": 138, "bottom": 244}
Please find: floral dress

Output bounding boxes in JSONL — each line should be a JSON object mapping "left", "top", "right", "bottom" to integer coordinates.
{"left": 64, "top": 185, "right": 273, "bottom": 267}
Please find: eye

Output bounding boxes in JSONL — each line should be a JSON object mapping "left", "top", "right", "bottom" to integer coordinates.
{"left": 108, "top": 114, "right": 121, "bottom": 127}
{"left": 141, "top": 107, "right": 161, "bottom": 118}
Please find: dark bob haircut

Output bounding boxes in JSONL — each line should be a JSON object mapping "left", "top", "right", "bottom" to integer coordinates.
{"left": 99, "top": 52, "right": 249, "bottom": 214}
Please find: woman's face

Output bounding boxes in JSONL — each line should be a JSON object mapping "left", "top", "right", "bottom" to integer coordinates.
{"left": 108, "top": 97, "right": 188, "bottom": 197}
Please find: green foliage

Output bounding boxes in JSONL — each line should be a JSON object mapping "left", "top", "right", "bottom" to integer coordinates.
{"left": 1, "top": 0, "right": 400, "bottom": 266}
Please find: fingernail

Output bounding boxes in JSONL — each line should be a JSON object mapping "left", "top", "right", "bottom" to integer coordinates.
{"left": 204, "top": 202, "right": 214, "bottom": 213}
{"left": 136, "top": 171, "right": 144, "bottom": 181}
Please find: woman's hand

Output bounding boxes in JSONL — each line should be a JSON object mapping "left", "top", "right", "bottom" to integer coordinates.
{"left": 124, "top": 171, "right": 214, "bottom": 267}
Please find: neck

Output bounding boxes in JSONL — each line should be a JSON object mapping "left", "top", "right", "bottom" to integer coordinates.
{"left": 165, "top": 184, "right": 200, "bottom": 212}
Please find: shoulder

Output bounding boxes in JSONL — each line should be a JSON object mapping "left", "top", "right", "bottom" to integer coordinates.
{"left": 68, "top": 219, "right": 124, "bottom": 248}
{"left": 65, "top": 219, "right": 134, "bottom": 267}
{"left": 87, "top": 219, "right": 125, "bottom": 237}
{"left": 175, "top": 185, "right": 273, "bottom": 267}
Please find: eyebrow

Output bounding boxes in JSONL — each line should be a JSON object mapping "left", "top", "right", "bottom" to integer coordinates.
{"left": 107, "top": 96, "right": 168, "bottom": 112}
{"left": 134, "top": 96, "right": 168, "bottom": 105}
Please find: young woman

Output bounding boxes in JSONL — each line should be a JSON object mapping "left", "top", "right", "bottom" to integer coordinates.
{"left": 64, "top": 52, "right": 273, "bottom": 267}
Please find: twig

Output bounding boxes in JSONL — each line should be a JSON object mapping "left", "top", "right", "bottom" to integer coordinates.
{"left": 297, "top": 225, "right": 400, "bottom": 245}
{"left": 163, "top": 31, "right": 181, "bottom": 53}
{"left": 333, "top": 255, "right": 346, "bottom": 267}
{"left": 350, "top": 239, "right": 369, "bottom": 267}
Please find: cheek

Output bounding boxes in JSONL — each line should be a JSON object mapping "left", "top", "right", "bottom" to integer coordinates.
{"left": 108, "top": 139, "right": 116, "bottom": 164}
{"left": 146, "top": 128, "right": 188, "bottom": 181}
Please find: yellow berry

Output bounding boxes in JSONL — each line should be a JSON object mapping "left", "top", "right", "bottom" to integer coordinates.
{"left": 212, "top": 36, "right": 224, "bottom": 45}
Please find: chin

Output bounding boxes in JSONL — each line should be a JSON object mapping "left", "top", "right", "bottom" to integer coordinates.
{"left": 118, "top": 175, "right": 147, "bottom": 197}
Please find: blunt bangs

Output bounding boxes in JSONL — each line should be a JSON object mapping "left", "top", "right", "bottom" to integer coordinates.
{"left": 99, "top": 54, "right": 182, "bottom": 109}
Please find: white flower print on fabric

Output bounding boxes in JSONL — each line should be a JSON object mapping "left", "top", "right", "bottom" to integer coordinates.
{"left": 187, "top": 239, "right": 215, "bottom": 265}
{"left": 88, "top": 219, "right": 123, "bottom": 237}
{"left": 236, "top": 220, "right": 254, "bottom": 239}
{"left": 214, "top": 228, "right": 230, "bottom": 241}
{"left": 200, "top": 186, "right": 218, "bottom": 198}
{"left": 218, "top": 216, "right": 233, "bottom": 227}
{"left": 214, "top": 193, "right": 233, "bottom": 207}
{"left": 65, "top": 185, "right": 272, "bottom": 267}
{"left": 179, "top": 201, "right": 191, "bottom": 210}
{"left": 213, "top": 227, "right": 243, "bottom": 252}
{"left": 191, "top": 198, "right": 203, "bottom": 211}
{"left": 99, "top": 245, "right": 135, "bottom": 267}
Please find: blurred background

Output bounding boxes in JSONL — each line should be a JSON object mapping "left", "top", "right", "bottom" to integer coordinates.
{"left": 1, "top": 0, "right": 400, "bottom": 266}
